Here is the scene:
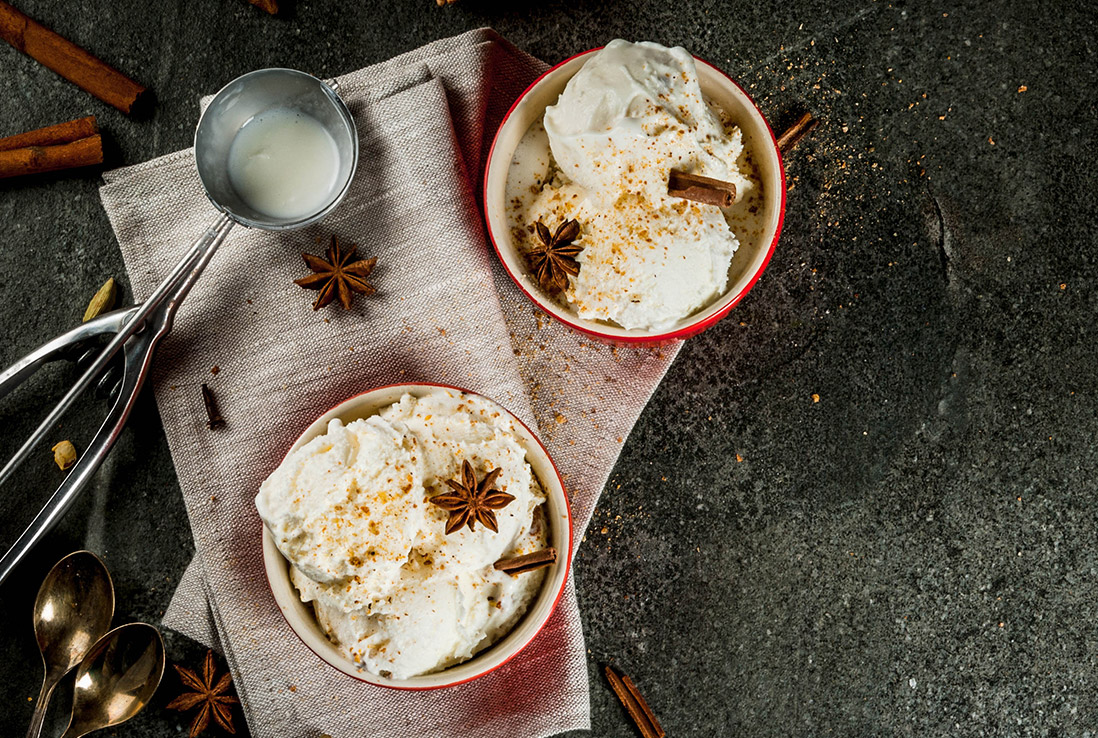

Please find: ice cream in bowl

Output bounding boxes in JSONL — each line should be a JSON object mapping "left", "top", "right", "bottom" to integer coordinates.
{"left": 484, "top": 40, "right": 786, "bottom": 343}
{"left": 257, "top": 384, "right": 571, "bottom": 689}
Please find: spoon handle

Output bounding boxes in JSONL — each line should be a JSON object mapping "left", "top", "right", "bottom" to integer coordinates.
{"left": 25, "top": 676, "right": 56, "bottom": 738}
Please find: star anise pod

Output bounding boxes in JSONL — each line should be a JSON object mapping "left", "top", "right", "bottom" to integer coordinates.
{"left": 294, "top": 235, "right": 377, "bottom": 310}
{"left": 530, "top": 219, "right": 583, "bottom": 294}
{"left": 429, "top": 460, "right": 515, "bottom": 534}
{"left": 165, "top": 650, "right": 239, "bottom": 737}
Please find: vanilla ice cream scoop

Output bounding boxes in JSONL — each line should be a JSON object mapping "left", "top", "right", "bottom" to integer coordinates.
{"left": 528, "top": 40, "right": 751, "bottom": 331}
{"left": 256, "top": 391, "right": 549, "bottom": 679}
{"left": 545, "top": 39, "right": 745, "bottom": 207}
{"left": 256, "top": 415, "right": 427, "bottom": 611}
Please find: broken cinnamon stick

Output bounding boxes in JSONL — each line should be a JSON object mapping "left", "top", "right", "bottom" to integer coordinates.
{"left": 776, "top": 112, "right": 819, "bottom": 154}
{"left": 667, "top": 169, "right": 736, "bottom": 208}
{"left": 0, "top": 134, "right": 102, "bottom": 179}
{"left": 0, "top": 116, "right": 98, "bottom": 152}
{"left": 494, "top": 547, "right": 557, "bottom": 575}
{"left": 605, "top": 665, "right": 665, "bottom": 738}
{"left": 246, "top": 0, "right": 279, "bottom": 14}
{"left": 0, "top": 1, "right": 146, "bottom": 113}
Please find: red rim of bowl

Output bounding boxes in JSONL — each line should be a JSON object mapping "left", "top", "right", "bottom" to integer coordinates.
{"left": 483, "top": 47, "right": 788, "bottom": 344}
{"left": 261, "top": 382, "right": 574, "bottom": 690}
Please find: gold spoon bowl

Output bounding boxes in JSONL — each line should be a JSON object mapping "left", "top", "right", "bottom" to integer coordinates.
{"left": 60, "top": 622, "right": 165, "bottom": 738}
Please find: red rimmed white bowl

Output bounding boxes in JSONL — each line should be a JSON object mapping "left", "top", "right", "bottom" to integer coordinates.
{"left": 484, "top": 47, "right": 787, "bottom": 344}
{"left": 261, "top": 383, "right": 573, "bottom": 690}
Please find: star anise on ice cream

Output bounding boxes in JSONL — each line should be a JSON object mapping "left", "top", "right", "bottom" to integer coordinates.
{"left": 294, "top": 235, "right": 377, "bottom": 310}
{"left": 530, "top": 219, "right": 583, "bottom": 294}
{"left": 165, "top": 650, "right": 239, "bottom": 737}
{"left": 429, "top": 460, "right": 515, "bottom": 534}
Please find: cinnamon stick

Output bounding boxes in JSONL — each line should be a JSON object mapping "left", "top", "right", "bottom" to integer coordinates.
{"left": 667, "top": 169, "right": 736, "bottom": 208}
{"left": 0, "top": 116, "right": 98, "bottom": 152}
{"left": 0, "top": 135, "right": 102, "bottom": 179}
{"left": 246, "top": 0, "right": 279, "bottom": 14}
{"left": 0, "top": 1, "right": 146, "bottom": 113}
{"left": 776, "top": 112, "right": 819, "bottom": 154}
{"left": 605, "top": 665, "right": 665, "bottom": 738}
{"left": 494, "top": 547, "right": 557, "bottom": 575}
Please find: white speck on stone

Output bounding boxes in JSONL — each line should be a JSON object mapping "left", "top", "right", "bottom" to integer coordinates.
{"left": 909, "top": 678, "right": 917, "bottom": 689}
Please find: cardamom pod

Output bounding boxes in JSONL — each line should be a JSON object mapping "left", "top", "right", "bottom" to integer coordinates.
{"left": 82, "top": 277, "right": 117, "bottom": 322}
{"left": 52, "top": 440, "right": 77, "bottom": 471}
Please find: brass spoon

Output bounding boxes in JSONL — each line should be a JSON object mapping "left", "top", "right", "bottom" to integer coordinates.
{"left": 60, "top": 622, "right": 165, "bottom": 738}
{"left": 27, "top": 551, "right": 114, "bottom": 738}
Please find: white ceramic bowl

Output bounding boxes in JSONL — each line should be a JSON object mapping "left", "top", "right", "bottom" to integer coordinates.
{"left": 261, "top": 383, "right": 573, "bottom": 689}
{"left": 484, "top": 47, "right": 787, "bottom": 344}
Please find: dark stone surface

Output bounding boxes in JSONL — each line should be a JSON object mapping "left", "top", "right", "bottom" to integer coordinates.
{"left": 1, "top": 0, "right": 1095, "bottom": 735}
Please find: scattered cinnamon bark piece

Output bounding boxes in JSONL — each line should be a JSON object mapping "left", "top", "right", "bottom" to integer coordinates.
{"left": 247, "top": 0, "right": 279, "bottom": 14}
{"left": 620, "top": 672, "right": 663, "bottom": 737}
{"left": 776, "top": 112, "right": 819, "bottom": 154}
{"left": 494, "top": 547, "right": 557, "bottom": 575}
{"left": 0, "top": 1, "right": 146, "bottom": 113}
{"left": 201, "top": 384, "right": 225, "bottom": 429}
{"left": 0, "top": 134, "right": 102, "bottom": 179}
{"left": 605, "top": 665, "right": 665, "bottom": 738}
{"left": 0, "top": 116, "right": 97, "bottom": 152}
{"left": 667, "top": 170, "right": 736, "bottom": 208}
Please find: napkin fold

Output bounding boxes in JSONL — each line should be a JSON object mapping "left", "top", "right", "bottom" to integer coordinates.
{"left": 99, "top": 29, "right": 680, "bottom": 738}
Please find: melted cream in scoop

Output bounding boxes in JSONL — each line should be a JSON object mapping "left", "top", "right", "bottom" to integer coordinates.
{"left": 228, "top": 107, "right": 340, "bottom": 220}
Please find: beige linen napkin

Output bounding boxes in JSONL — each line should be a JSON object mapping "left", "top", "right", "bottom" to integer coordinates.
{"left": 99, "top": 29, "right": 680, "bottom": 738}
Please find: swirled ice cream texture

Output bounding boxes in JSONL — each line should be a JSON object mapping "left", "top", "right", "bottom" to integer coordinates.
{"left": 256, "top": 391, "right": 548, "bottom": 679}
{"left": 526, "top": 39, "right": 751, "bottom": 330}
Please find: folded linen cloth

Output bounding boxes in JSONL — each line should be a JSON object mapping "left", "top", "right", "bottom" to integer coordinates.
{"left": 99, "top": 29, "right": 680, "bottom": 738}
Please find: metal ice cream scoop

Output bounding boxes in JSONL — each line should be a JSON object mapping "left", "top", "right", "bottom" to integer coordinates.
{"left": 0, "top": 69, "right": 359, "bottom": 587}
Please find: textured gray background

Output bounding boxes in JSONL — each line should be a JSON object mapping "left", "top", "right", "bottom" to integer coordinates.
{"left": 1, "top": 0, "right": 1096, "bottom": 736}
